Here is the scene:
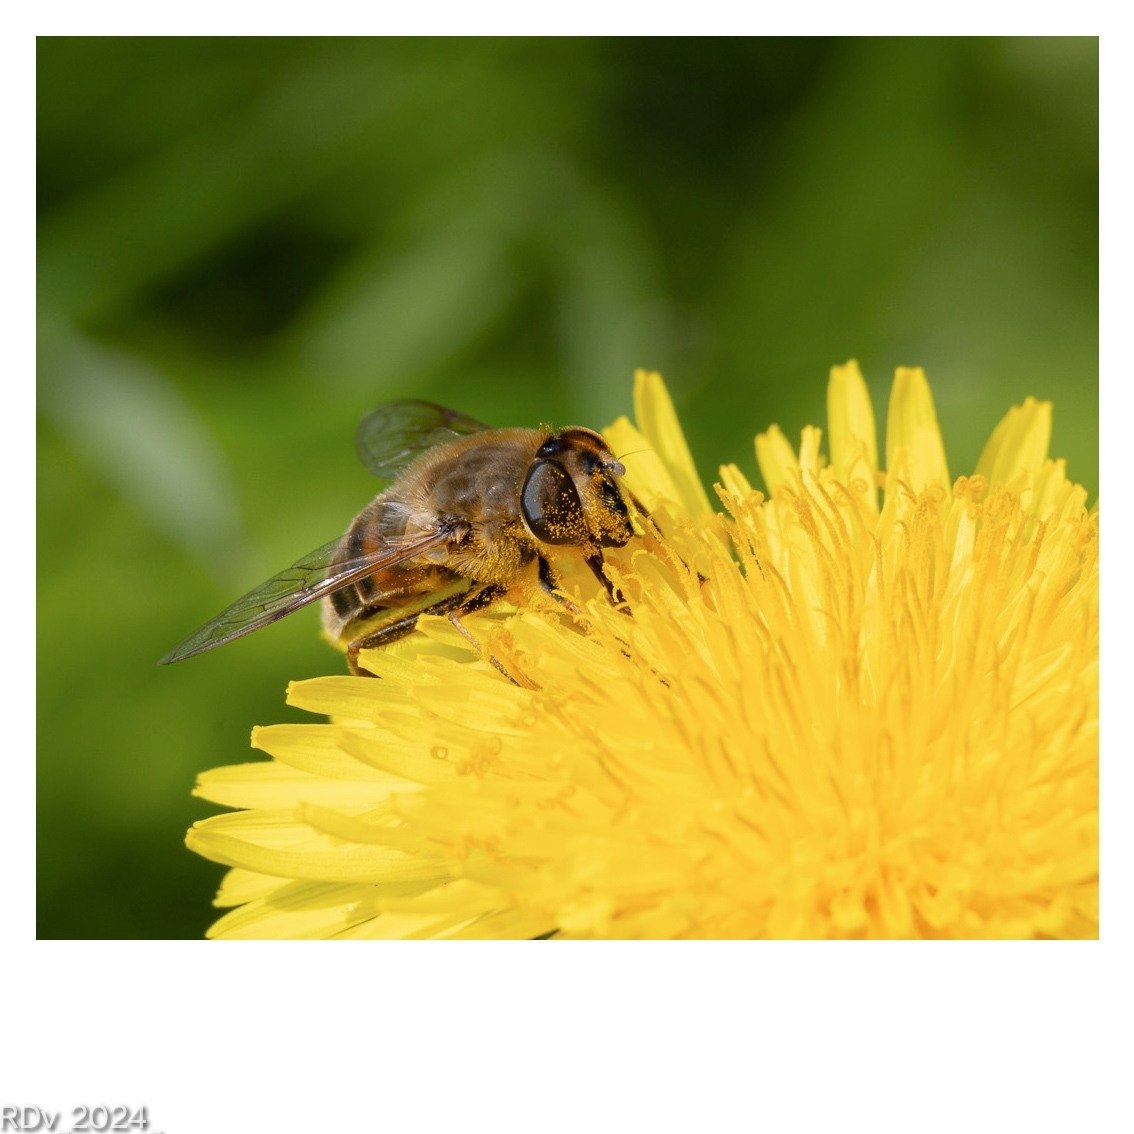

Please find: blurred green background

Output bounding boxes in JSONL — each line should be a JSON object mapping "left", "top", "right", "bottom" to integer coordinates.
{"left": 37, "top": 37, "right": 1097, "bottom": 939}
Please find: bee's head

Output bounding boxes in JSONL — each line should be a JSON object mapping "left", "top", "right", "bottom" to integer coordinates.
{"left": 521, "top": 428, "right": 632, "bottom": 548}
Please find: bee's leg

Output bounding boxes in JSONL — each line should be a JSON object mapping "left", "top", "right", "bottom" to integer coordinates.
{"left": 444, "top": 584, "right": 534, "bottom": 687}
{"left": 454, "top": 582, "right": 505, "bottom": 617}
{"left": 446, "top": 583, "right": 504, "bottom": 648}
{"left": 537, "top": 554, "right": 558, "bottom": 596}
{"left": 537, "top": 554, "right": 581, "bottom": 614}
{"left": 346, "top": 589, "right": 474, "bottom": 676}
{"left": 584, "top": 551, "right": 629, "bottom": 611}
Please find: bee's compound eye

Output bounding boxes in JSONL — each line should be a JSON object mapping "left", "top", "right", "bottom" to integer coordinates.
{"left": 522, "top": 459, "right": 588, "bottom": 546}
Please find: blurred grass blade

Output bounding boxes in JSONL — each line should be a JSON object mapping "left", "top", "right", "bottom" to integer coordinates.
{"left": 296, "top": 233, "right": 521, "bottom": 393}
{"left": 38, "top": 317, "right": 251, "bottom": 584}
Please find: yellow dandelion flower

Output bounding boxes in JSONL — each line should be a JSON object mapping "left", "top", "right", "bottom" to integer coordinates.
{"left": 187, "top": 364, "right": 1098, "bottom": 939}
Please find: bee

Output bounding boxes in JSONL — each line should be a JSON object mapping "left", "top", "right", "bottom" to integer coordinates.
{"left": 160, "top": 401, "right": 638, "bottom": 674}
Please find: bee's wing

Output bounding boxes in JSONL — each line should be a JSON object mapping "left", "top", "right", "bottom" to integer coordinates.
{"left": 355, "top": 400, "right": 491, "bottom": 483}
{"left": 159, "top": 528, "right": 450, "bottom": 665}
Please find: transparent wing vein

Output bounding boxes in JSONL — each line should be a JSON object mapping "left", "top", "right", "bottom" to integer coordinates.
{"left": 355, "top": 400, "right": 490, "bottom": 482}
{"left": 160, "top": 529, "right": 448, "bottom": 664}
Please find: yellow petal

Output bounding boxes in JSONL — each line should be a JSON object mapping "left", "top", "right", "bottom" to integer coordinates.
{"left": 331, "top": 910, "right": 479, "bottom": 940}
{"left": 213, "top": 867, "right": 282, "bottom": 908}
{"left": 445, "top": 908, "right": 558, "bottom": 939}
{"left": 194, "top": 761, "right": 415, "bottom": 810}
{"left": 798, "top": 426, "right": 823, "bottom": 477}
{"left": 827, "top": 360, "right": 878, "bottom": 513}
{"left": 603, "top": 415, "right": 687, "bottom": 513}
{"left": 717, "top": 462, "right": 753, "bottom": 499}
{"left": 975, "top": 396, "right": 1052, "bottom": 490}
{"left": 251, "top": 723, "right": 400, "bottom": 781}
{"left": 885, "top": 366, "right": 950, "bottom": 493}
{"left": 208, "top": 881, "right": 388, "bottom": 939}
{"left": 186, "top": 809, "right": 453, "bottom": 883}
{"left": 632, "top": 369, "right": 713, "bottom": 517}
{"left": 755, "top": 424, "right": 798, "bottom": 497}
